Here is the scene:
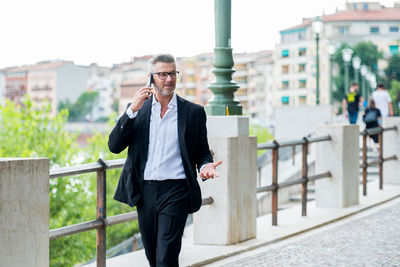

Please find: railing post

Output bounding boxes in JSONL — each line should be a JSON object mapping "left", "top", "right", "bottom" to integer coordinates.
{"left": 382, "top": 117, "right": 400, "bottom": 184}
{"left": 378, "top": 129, "right": 383, "bottom": 190}
{"left": 301, "top": 138, "right": 309, "bottom": 216}
{"left": 194, "top": 116, "right": 257, "bottom": 245}
{"left": 271, "top": 140, "right": 279, "bottom": 226}
{"left": 1, "top": 158, "right": 50, "bottom": 267}
{"left": 315, "top": 124, "right": 359, "bottom": 208}
{"left": 97, "top": 159, "right": 108, "bottom": 267}
{"left": 362, "top": 132, "right": 368, "bottom": 196}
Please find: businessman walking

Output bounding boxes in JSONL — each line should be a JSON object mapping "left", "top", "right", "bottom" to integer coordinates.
{"left": 108, "top": 53, "right": 221, "bottom": 267}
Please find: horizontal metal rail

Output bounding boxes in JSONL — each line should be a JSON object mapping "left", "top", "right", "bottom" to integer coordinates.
{"left": 257, "top": 171, "right": 331, "bottom": 193}
{"left": 360, "top": 126, "right": 397, "bottom": 136}
{"left": 257, "top": 135, "right": 331, "bottom": 150}
{"left": 50, "top": 159, "right": 125, "bottom": 178}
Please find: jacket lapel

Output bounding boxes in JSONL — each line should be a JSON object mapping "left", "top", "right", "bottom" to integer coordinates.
{"left": 140, "top": 97, "right": 152, "bottom": 153}
{"left": 177, "top": 95, "right": 188, "bottom": 158}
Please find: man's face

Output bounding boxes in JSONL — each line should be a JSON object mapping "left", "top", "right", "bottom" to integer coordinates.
{"left": 152, "top": 62, "right": 177, "bottom": 97}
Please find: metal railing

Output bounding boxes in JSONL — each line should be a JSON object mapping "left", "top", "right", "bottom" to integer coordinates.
{"left": 49, "top": 158, "right": 214, "bottom": 267}
{"left": 257, "top": 135, "right": 332, "bottom": 226}
{"left": 360, "top": 126, "right": 398, "bottom": 195}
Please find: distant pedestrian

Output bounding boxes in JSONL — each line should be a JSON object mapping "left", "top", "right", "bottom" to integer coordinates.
{"left": 372, "top": 83, "right": 394, "bottom": 118}
{"left": 363, "top": 99, "right": 381, "bottom": 151}
{"left": 342, "top": 82, "right": 363, "bottom": 124}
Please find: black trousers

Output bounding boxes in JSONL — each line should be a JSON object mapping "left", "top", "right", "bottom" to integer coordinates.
{"left": 137, "top": 179, "right": 190, "bottom": 267}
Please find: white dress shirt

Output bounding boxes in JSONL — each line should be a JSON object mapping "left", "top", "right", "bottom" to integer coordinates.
{"left": 126, "top": 93, "right": 186, "bottom": 180}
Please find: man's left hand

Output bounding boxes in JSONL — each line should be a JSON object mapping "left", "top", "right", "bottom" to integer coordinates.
{"left": 200, "top": 161, "right": 222, "bottom": 179}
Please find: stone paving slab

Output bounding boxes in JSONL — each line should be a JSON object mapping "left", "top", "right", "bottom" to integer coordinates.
{"left": 215, "top": 197, "right": 400, "bottom": 267}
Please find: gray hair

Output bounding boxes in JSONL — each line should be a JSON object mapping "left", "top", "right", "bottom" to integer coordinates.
{"left": 148, "top": 54, "right": 176, "bottom": 73}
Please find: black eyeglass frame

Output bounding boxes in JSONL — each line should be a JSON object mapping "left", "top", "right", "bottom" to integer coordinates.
{"left": 150, "top": 71, "right": 180, "bottom": 80}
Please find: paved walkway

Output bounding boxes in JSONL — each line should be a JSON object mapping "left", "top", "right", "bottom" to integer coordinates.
{"left": 209, "top": 198, "right": 400, "bottom": 267}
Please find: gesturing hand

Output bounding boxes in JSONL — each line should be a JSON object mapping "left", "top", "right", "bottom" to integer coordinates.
{"left": 130, "top": 87, "right": 153, "bottom": 113}
{"left": 200, "top": 160, "right": 223, "bottom": 179}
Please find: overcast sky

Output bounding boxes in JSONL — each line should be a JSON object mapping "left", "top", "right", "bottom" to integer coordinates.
{"left": 0, "top": 0, "right": 395, "bottom": 68}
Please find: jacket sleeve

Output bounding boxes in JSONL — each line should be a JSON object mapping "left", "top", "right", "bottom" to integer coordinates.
{"left": 196, "top": 107, "right": 213, "bottom": 173}
{"left": 108, "top": 106, "right": 136, "bottom": 154}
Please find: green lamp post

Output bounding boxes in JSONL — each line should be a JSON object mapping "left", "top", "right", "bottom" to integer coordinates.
{"left": 342, "top": 48, "right": 353, "bottom": 95}
{"left": 312, "top": 16, "right": 323, "bottom": 105}
{"left": 328, "top": 44, "right": 336, "bottom": 105}
{"left": 352, "top": 56, "right": 361, "bottom": 84}
{"left": 205, "top": 0, "right": 242, "bottom": 115}
{"left": 360, "top": 64, "right": 367, "bottom": 100}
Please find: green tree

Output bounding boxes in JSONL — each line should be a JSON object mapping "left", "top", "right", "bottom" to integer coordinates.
{"left": 0, "top": 97, "right": 139, "bottom": 266}
{"left": 58, "top": 91, "right": 99, "bottom": 121}
{"left": 385, "top": 54, "right": 400, "bottom": 83}
{"left": 332, "top": 42, "right": 382, "bottom": 103}
{"left": 388, "top": 80, "right": 400, "bottom": 116}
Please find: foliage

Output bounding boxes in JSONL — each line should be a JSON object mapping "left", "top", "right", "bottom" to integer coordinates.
{"left": 385, "top": 54, "right": 400, "bottom": 83}
{"left": 58, "top": 91, "right": 99, "bottom": 122}
{"left": 332, "top": 42, "right": 382, "bottom": 103}
{"left": 0, "top": 97, "right": 138, "bottom": 266}
{"left": 389, "top": 80, "right": 400, "bottom": 116}
{"left": 249, "top": 124, "right": 273, "bottom": 156}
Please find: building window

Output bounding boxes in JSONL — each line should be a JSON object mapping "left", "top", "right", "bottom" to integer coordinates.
{"left": 282, "top": 81, "right": 289, "bottom": 89}
{"left": 363, "top": 3, "right": 368, "bottom": 10}
{"left": 298, "top": 31, "right": 306, "bottom": 40}
{"left": 298, "top": 47, "right": 306, "bottom": 56}
{"left": 299, "top": 79, "right": 307, "bottom": 88}
{"left": 370, "top": 27, "right": 379, "bottom": 34}
{"left": 299, "top": 96, "right": 307, "bottom": 105}
{"left": 390, "top": 26, "right": 399, "bottom": 33}
{"left": 281, "top": 49, "right": 289, "bottom": 58}
{"left": 336, "top": 26, "right": 349, "bottom": 35}
{"left": 298, "top": 63, "right": 306, "bottom": 72}
{"left": 390, "top": 45, "right": 399, "bottom": 55}
{"left": 282, "top": 65, "right": 289, "bottom": 74}
{"left": 281, "top": 96, "right": 289, "bottom": 105}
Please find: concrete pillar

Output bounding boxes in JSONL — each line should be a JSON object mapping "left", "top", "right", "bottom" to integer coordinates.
{"left": 382, "top": 117, "right": 400, "bottom": 184}
{"left": 0, "top": 158, "right": 50, "bottom": 267}
{"left": 315, "top": 125, "right": 359, "bottom": 208}
{"left": 193, "top": 116, "right": 257, "bottom": 245}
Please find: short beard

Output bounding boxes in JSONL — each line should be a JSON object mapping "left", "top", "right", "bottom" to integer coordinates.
{"left": 154, "top": 83, "right": 174, "bottom": 97}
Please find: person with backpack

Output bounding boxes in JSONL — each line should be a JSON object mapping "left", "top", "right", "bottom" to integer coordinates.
{"left": 363, "top": 99, "right": 382, "bottom": 151}
{"left": 342, "top": 82, "right": 363, "bottom": 124}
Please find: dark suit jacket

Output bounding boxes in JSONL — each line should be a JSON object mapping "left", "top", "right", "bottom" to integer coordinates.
{"left": 108, "top": 95, "right": 213, "bottom": 213}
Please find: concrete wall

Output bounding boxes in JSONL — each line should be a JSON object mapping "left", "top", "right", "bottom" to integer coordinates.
{"left": 194, "top": 116, "right": 257, "bottom": 245}
{"left": 315, "top": 124, "right": 359, "bottom": 208}
{"left": 0, "top": 158, "right": 49, "bottom": 267}
{"left": 274, "top": 105, "right": 332, "bottom": 140}
{"left": 382, "top": 117, "right": 400, "bottom": 184}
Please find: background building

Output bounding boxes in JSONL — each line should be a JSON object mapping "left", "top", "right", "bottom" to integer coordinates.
{"left": 273, "top": 1, "right": 400, "bottom": 109}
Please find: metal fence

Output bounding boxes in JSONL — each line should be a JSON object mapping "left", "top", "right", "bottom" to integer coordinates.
{"left": 256, "top": 135, "right": 332, "bottom": 226}
{"left": 49, "top": 158, "right": 213, "bottom": 267}
{"left": 360, "top": 126, "right": 398, "bottom": 195}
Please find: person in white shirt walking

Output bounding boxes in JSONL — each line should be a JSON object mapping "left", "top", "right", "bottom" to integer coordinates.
{"left": 108, "top": 54, "right": 222, "bottom": 267}
{"left": 372, "top": 83, "right": 394, "bottom": 117}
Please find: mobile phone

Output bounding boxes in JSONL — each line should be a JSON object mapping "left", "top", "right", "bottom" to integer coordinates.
{"left": 147, "top": 75, "right": 153, "bottom": 96}
{"left": 147, "top": 75, "right": 153, "bottom": 87}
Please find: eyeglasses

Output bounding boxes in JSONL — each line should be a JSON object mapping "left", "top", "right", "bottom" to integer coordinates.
{"left": 151, "top": 71, "right": 180, "bottom": 80}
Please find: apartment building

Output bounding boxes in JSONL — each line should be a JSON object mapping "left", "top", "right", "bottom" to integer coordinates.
{"left": 113, "top": 56, "right": 151, "bottom": 115}
{"left": 87, "top": 63, "right": 114, "bottom": 120}
{"left": 176, "top": 53, "right": 214, "bottom": 106}
{"left": 273, "top": 1, "right": 400, "bottom": 108}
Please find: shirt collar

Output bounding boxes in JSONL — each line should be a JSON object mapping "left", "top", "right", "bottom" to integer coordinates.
{"left": 152, "top": 92, "right": 177, "bottom": 109}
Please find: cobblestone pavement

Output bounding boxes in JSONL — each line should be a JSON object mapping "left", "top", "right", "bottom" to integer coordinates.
{"left": 221, "top": 199, "right": 400, "bottom": 267}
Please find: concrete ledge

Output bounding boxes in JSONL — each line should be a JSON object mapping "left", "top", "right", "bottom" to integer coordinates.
{"left": 85, "top": 180, "right": 400, "bottom": 267}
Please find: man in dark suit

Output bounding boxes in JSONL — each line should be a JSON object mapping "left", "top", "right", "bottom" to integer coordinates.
{"left": 108, "top": 54, "right": 222, "bottom": 267}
